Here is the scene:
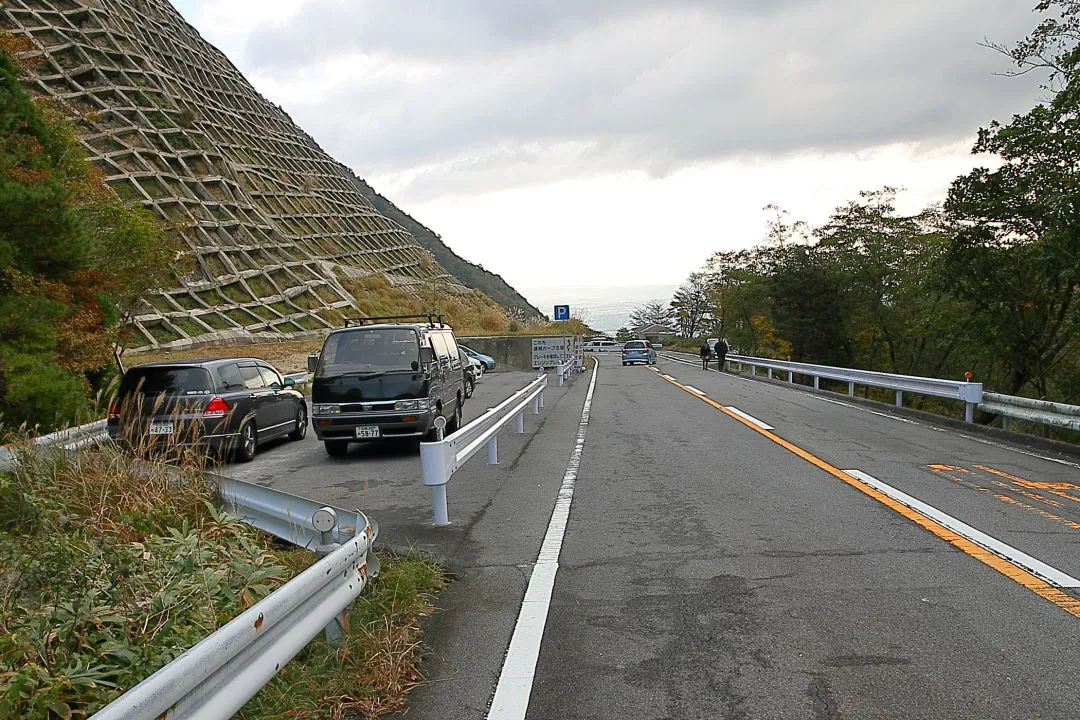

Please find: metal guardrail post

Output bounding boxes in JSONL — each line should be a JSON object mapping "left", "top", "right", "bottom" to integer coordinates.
{"left": 419, "top": 375, "right": 547, "bottom": 525}
{"left": 896, "top": 390, "right": 903, "bottom": 408}
{"left": 311, "top": 506, "right": 345, "bottom": 643}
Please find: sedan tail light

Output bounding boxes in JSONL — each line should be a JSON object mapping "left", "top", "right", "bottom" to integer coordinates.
{"left": 204, "top": 397, "right": 230, "bottom": 418}
{"left": 108, "top": 400, "right": 119, "bottom": 420}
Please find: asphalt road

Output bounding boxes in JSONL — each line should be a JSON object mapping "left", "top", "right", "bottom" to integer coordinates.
{"left": 226, "top": 353, "right": 1080, "bottom": 719}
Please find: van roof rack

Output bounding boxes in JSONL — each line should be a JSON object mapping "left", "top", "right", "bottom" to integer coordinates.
{"left": 344, "top": 313, "right": 446, "bottom": 328}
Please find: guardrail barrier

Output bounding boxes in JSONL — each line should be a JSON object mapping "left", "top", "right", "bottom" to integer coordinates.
{"left": 721, "top": 353, "right": 983, "bottom": 422}
{"left": 979, "top": 393, "right": 1080, "bottom": 432}
{"left": 420, "top": 373, "right": 548, "bottom": 525}
{"left": 91, "top": 511, "right": 378, "bottom": 720}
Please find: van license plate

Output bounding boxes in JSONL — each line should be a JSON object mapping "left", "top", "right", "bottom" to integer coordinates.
{"left": 149, "top": 423, "right": 173, "bottom": 435}
{"left": 355, "top": 426, "right": 380, "bottom": 439}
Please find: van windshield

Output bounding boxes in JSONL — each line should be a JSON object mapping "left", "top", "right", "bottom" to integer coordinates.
{"left": 317, "top": 329, "right": 420, "bottom": 376}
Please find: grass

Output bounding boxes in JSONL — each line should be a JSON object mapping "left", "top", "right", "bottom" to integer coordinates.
{"left": 0, "top": 440, "right": 446, "bottom": 719}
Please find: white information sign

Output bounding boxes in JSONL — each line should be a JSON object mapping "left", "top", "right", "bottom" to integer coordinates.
{"left": 532, "top": 336, "right": 574, "bottom": 368}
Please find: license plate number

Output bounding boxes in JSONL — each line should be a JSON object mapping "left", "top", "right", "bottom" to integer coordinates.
{"left": 355, "top": 426, "right": 380, "bottom": 439}
{"left": 149, "top": 423, "right": 174, "bottom": 435}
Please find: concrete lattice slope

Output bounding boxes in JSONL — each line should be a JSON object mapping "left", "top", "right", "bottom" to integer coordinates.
{"left": 1, "top": 0, "right": 466, "bottom": 350}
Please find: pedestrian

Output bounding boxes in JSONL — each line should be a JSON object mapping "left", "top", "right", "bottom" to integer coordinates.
{"left": 699, "top": 340, "right": 711, "bottom": 370}
{"left": 714, "top": 338, "right": 729, "bottom": 371}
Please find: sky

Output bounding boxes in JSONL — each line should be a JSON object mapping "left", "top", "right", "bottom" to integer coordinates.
{"left": 170, "top": 0, "right": 1047, "bottom": 302}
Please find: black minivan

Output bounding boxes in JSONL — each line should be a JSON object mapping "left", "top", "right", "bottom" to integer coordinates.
{"left": 308, "top": 315, "right": 466, "bottom": 456}
{"left": 108, "top": 358, "right": 307, "bottom": 462}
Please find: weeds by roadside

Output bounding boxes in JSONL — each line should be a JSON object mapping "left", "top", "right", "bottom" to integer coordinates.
{"left": 0, "top": 444, "right": 445, "bottom": 719}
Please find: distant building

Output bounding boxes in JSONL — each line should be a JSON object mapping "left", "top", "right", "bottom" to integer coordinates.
{"left": 633, "top": 324, "right": 677, "bottom": 344}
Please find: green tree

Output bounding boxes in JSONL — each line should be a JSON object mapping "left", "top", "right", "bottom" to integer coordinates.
{"left": 629, "top": 300, "right": 672, "bottom": 330}
{"left": 943, "top": 1, "right": 1080, "bottom": 397}
{"left": 669, "top": 272, "right": 711, "bottom": 338}
{"left": 0, "top": 41, "right": 180, "bottom": 431}
{"left": 615, "top": 326, "right": 633, "bottom": 342}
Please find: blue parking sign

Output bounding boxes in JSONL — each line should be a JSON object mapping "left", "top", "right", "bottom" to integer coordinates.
{"left": 554, "top": 305, "right": 570, "bottom": 320}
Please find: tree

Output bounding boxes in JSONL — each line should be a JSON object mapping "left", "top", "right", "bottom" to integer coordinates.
{"left": 629, "top": 299, "right": 672, "bottom": 330}
{"left": 0, "top": 41, "right": 180, "bottom": 431}
{"left": 669, "top": 272, "right": 711, "bottom": 338}
{"left": 942, "top": 2, "right": 1080, "bottom": 397}
{"left": 615, "top": 327, "right": 633, "bottom": 342}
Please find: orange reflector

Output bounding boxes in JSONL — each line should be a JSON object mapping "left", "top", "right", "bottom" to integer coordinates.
{"left": 402, "top": 416, "right": 417, "bottom": 422}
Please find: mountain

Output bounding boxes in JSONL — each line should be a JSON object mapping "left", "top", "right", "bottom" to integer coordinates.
{"left": 0, "top": 0, "right": 529, "bottom": 350}
{"left": 349, "top": 175, "right": 542, "bottom": 320}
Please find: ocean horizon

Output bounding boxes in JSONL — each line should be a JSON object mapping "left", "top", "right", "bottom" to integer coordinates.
{"left": 520, "top": 284, "right": 680, "bottom": 333}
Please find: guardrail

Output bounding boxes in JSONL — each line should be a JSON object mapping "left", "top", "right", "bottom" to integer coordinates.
{"left": 979, "top": 393, "right": 1080, "bottom": 432}
{"left": 420, "top": 373, "right": 548, "bottom": 525}
{"left": 555, "top": 356, "right": 575, "bottom": 386}
{"left": 91, "top": 512, "right": 378, "bottom": 720}
{"left": 724, "top": 353, "right": 983, "bottom": 422}
{"left": 214, "top": 472, "right": 368, "bottom": 548}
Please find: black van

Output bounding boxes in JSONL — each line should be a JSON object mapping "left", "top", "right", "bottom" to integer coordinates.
{"left": 308, "top": 315, "right": 465, "bottom": 456}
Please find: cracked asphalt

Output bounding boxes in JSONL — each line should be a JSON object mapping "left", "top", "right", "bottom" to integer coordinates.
{"left": 226, "top": 353, "right": 1080, "bottom": 718}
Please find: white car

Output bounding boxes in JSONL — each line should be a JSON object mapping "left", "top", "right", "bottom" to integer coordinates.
{"left": 583, "top": 340, "right": 623, "bottom": 353}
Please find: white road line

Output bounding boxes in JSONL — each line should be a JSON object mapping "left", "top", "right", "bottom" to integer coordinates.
{"left": 724, "top": 407, "right": 774, "bottom": 430}
{"left": 683, "top": 385, "right": 705, "bottom": 396}
{"left": 844, "top": 469, "right": 1080, "bottom": 588}
{"left": 487, "top": 357, "right": 599, "bottom": 720}
{"left": 817, "top": 397, "right": 919, "bottom": 424}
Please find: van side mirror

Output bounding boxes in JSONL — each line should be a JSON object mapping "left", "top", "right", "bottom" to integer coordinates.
{"left": 307, "top": 353, "right": 319, "bottom": 373}
{"left": 283, "top": 377, "right": 295, "bottom": 387}
{"left": 419, "top": 347, "right": 434, "bottom": 366}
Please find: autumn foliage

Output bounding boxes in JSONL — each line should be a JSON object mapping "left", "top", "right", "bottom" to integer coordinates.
{"left": 0, "top": 42, "right": 180, "bottom": 432}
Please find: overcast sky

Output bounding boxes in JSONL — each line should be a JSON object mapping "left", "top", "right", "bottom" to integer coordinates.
{"left": 171, "top": 0, "right": 1045, "bottom": 295}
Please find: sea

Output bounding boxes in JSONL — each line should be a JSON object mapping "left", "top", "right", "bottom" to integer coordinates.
{"left": 519, "top": 284, "right": 679, "bottom": 334}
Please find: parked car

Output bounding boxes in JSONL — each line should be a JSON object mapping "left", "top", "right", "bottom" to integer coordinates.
{"left": 307, "top": 314, "right": 465, "bottom": 456}
{"left": 621, "top": 340, "right": 657, "bottom": 366}
{"left": 107, "top": 358, "right": 307, "bottom": 462}
{"left": 584, "top": 340, "right": 623, "bottom": 353}
{"left": 460, "top": 345, "right": 496, "bottom": 371}
{"left": 460, "top": 348, "right": 482, "bottom": 398}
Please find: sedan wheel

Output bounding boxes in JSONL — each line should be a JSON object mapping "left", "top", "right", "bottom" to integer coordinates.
{"left": 465, "top": 376, "right": 475, "bottom": 399}
{"left": 289, "top": 403, "right": 308, "bottom": 440}
{"left": 235, "top": 421, "right": 257, "bottom": 462}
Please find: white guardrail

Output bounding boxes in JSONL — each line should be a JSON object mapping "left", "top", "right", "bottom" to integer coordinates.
{"left": 420, "top": 372, "right": 548, "bottom": 525}
{"left": 721, "top": 353, "right": 984, "bottom": 422}
{"left": 91, "top": 513, "right": 378, "bottom": 720}
{"left": 979, "top": 393, "right": 1080, "bottom": 432}
{"left": 555, "top": 355, "right": 576, "bottom": 386}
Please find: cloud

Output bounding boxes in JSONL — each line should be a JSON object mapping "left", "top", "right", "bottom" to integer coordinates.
{"left": 230, "top": 0, "right": 1045, "bottom": 200}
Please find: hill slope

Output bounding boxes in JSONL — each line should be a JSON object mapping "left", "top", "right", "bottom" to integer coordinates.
{"left": 349, "top": 175, "right": 542, "bottom": 319}
{"left": 0, "top": 0, "right": 506, "bottom": 350}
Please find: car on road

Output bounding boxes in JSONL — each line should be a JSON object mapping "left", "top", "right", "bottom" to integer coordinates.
{"left": 621, "top": 340, "right": 657, "bottom": 365}
{"left": 460, "top": 348, "right": 482, "bottom": 398}
{"left": 460, "top": 345, "right": 496, "bottom": 371}
{"left": 107, "top": 357, "right": 307, "bottom": 462}
{"left": 308, "top": 314, "right": 466, "bottom": 456}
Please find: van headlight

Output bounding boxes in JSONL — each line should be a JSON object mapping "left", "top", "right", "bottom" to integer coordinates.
{"left": 394, "top": 399, "right": 430, "bottom": 411}
{"left": 312, "top": 404, "right": 341, "bottom": 414}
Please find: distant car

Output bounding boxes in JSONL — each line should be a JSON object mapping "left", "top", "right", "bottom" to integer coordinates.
{"left": 584, "top": 340, "right": 623, "bottom": 353}
{"left": 460, "top": 345, "right": 496, "bottom": 371}
{"left": 108, "top": 358, "right": 307, "bottom": 462}
{"left": 459, "top": 348, "right": 481, "bottom": 399}
{"left": 621, "top": 340, "right": 656, "bottom": 366}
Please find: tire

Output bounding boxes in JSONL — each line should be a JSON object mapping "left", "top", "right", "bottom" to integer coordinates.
{"left": 447, "top": 400, "right": 463, "bottom": 434}
{"left": 622, "top": 361, "right": 627, "bottom": 366}
{"left": 288, "top": 403, "right": 307, "bottom": 440}
{"left": 424, "top": 408, "right": 445, "bottom": 442}
{"left": 234, "top": 421, "right": 257, "bottom": 463}
{"left": 464, "top": 375, "right": 475, "bottom": 399}
{"left": 324, "top": 440, "right": 349, "bottom": 457}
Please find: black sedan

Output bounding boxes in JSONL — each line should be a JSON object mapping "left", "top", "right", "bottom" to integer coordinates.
{"left": 107, "top": 357, "right": 307, "bottom": 462}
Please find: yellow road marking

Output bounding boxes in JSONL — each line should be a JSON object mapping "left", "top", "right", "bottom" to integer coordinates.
{"left": 653, "top": 370, "right": 1080, "bottom": 620}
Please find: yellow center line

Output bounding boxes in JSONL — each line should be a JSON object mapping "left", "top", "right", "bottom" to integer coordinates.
{"left": 652, "top": 369, "right": 1080, "bottom": 620}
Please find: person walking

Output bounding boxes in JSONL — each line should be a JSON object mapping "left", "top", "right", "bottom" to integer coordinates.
{"left": 699, "top": 340, "right": 711, "bottom": 370}
{"left": 714, "top": 338, "right": 729, "bottom": 371}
